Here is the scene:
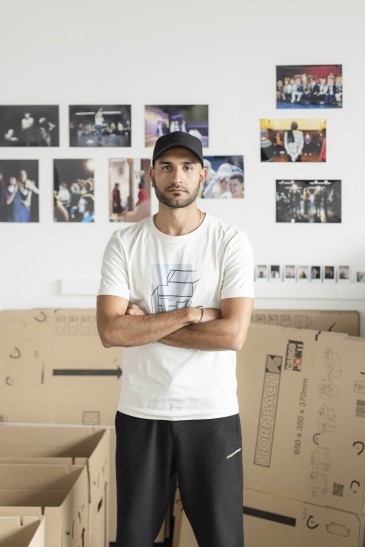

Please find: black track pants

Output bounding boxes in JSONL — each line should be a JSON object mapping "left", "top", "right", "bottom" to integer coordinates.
{"left": 115, "top": 411, "right": 244, "bottom": 546}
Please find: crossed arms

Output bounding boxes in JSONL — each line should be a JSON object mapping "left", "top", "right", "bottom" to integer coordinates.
{"left": 97, "top": 295, "right": 254, "bottom": 352}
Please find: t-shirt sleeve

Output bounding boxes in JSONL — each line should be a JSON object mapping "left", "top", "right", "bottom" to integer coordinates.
{"left": 221, "top": 229, "right": 254, "bottom": 299}
{"left": 98, "top": 231, "right": 130, "bottom": 299}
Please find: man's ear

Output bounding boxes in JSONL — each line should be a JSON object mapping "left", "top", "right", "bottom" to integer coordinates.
{"left": 199, "top": 167, "right": 207, "bottom": 186}
{"left": 149, "top": 166, "right": 155, "bottom": 187}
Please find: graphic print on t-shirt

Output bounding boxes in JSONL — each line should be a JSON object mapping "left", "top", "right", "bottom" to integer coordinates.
{"left": 151, "top": 264, "right": 200, "bottom": 313}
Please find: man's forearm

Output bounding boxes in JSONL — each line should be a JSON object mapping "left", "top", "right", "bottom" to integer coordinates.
{"left": 159, "top": 318, "right": 247, "bottom": 352}
{"left": 98, "top": 307, "right": 202, "bottom": 348}
{"left": 159, "top": 298, "right": 253, "bottom": 352}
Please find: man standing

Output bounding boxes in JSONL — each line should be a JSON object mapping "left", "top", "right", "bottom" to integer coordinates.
{"left": 97, "top": 132, "right": 254, "bottom": 546}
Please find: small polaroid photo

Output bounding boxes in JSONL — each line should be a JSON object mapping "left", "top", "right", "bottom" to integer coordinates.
{"left": 323, "top": 266, "right": 335, "bottom": 281}
{"left": 284, "top": 265, "right": 296, "bottom": 281}
{"left": 297, "top": 265, "right": 309, "bottom": 281}
{"left": 337, "top": 265, "right": 350, "bottom": 282}
{"left": 310, "top": 265, "right": 322, "bottom": 282}
{"left": 256, "top": 265, "right": 268, "bottom": 281}
{"left": 356, "top": 271, "right": 365, "bottom": 283}
{"left": 269, "top": 265, "right": 281, "bottom": 281}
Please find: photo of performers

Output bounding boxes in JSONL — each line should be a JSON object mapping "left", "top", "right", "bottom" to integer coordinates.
{"left": 54, "top": 159, "right": 95, "bottom": 222}
{"left": 276, "top": 180, "right": 341, "bottom": 224}
{"left": 276, "top": 65, "right": 342, "bottom": 109}
{"left": 261, "top": 119, "right": 327, "bottom": 162}
{"left": 0, "top": 160, "right": 39, "bottom": 222}
{"left": 69, "top": 105, "right": 131, "bottom": 147}
{"left": 145, "top": 105, "right": 208, "bottom": 148}
{"left": 0, "top": 106, "right": 59, "bottom": 147}
{"left": 200, "top": 156, "right": 244, "bottom": 199}
{"left": 109, "top": 158, "right": 151, "bottom": 223}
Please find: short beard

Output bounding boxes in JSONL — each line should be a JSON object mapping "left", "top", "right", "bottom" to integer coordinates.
{"left": 154, "top": 181, "right": 200, "bottom": 208}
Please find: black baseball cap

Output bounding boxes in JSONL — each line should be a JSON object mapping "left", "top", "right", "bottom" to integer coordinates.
{"left": 152, "top": 131, "right": 204, "bottom": 167}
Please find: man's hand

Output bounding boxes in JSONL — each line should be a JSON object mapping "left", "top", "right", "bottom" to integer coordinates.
{"left": 126, "top": 303, "right": 146, "bottom": 316}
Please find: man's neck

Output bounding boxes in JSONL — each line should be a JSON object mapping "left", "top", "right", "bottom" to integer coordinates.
{"left": 153, "top": 206, "right": 204, "bottom": 236}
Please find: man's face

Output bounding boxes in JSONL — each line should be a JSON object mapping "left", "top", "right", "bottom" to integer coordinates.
{"left": 150, "top": 148, "right": 205, "bottom": 208}
{"left": 230, "top": 178, "right": 243, "bottom": 197}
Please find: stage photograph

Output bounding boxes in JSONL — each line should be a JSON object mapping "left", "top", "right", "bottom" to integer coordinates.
{"left": 261, "top": 119, "right": 327, "bottom": 162}
{"left": 69, "top": 105, "right": 131, "bottom": 147}
{"left": 0, "top": 105, "right": 59, "bottom": 147}
{"left": 276, "top": 179, "right": 341, "bottom": 223}
{"left": 0, "top": 160, "right": 39, "bottom": 222}
{"left": 145, "top": 104, "right": 209, "bottom": 148}
{"left": 54, "top": 159, "right": 95, "bottom": 222}
{"left": 109, "top": 158, "right": 151, "bottom": 223}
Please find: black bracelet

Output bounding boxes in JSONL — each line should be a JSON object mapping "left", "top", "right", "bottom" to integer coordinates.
{"left": 197, "top": 305, "right": 204, "bottom": 323}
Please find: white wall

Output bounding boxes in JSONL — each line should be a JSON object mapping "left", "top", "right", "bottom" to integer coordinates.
{"left": 1, "top": 0, "right": 364, "bottom": 333}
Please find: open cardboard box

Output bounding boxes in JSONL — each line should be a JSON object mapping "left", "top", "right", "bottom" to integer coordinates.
{"left": 0, "top": 424, "right": 110, "bottom": 547}
{"left": 0, "top": 516, "right": 45, "bottom": 547}
{"left": 0, "top": 464, "right": 88, "bottom": 547}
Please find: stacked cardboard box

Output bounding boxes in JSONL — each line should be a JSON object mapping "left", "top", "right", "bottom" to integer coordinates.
{"left": 0, "top": 425, "right": 110, "bottom": 547}
{"left": 0, "top": 463, "right": 88, "bottom": 547}
{"left": 0, "top": 308, "right": 361, "bottom": 546}
{"left": 0, "top": 516, "right": 45, "bottom": 547}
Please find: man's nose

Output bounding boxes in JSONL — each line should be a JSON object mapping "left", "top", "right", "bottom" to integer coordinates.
{"left": 170, "top": 166, "right": 184, "bottom": 182}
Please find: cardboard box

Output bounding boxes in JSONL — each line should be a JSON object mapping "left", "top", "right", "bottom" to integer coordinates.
{"left": 0, "top": 516, "right": 45, "bottom": 547}
{"left": 243, "top": 488, "right": 365, "bottom": 547}
{"left": 0, "top": 309, "right": 122, "bottom": 425}
{"left": 252, "top": 309, "right": 360, "bottom": 336}
{"left": 0, "top": 424, "right": 110, "bottom": 547}
{"left": 172, "top": 486, "right": 365, "bottom": 547}
{"left": 0, "top": 464, "right": 88, "bottom": 547}
{"left": 236, "top": 324, "right": 365, "bottom": 544}
{"left": 0, "top": 308, "right": 120, "bottom": 543}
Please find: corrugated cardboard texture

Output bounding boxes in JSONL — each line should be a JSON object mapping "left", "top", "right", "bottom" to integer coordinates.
{"left": 0, "top": 516, "right": 44, "bottom": 547}
{"left": 252, "top": 309, "right": 360, "bottom": 336}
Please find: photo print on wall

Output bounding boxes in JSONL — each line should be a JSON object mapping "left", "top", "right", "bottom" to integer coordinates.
{"left": 145, "top": 105, "right": 209, "bottom": 148}
{"left": 0, "top": 160, "right": 39, "bottom": 222}
{"left": 0, "top": 105, "right": 59, "bottom": 147}
{"left": 261, "top": 119, "right": 327, "bottom": 162}
{"left": 276, "top": 180, "right": 341, "bottom": 223}
{"left": 69, "top": 105, "right": 131, "bottom": 147}
{"left": 109, "top": 158, "right": 151, "bottom": 222}
{"left": 200, "top": 156, "right": 244, "bottom": 199}
{"left": 276, "top": 65, "right": 342, "bottom": 109}
{"left": 54, "top": 159, "right": 95, "bottom": 222}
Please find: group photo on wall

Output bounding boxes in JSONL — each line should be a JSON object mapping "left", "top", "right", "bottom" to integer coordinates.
{"left": 276, "top": 64, "right": 343, "bottom": 109}
{"left": 260, "top": 119, "right": 327, "bottom": 162}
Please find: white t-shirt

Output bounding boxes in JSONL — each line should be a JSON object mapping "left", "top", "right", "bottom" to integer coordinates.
{"left": 98, "top": 214, "right": 254, "bottom": 420}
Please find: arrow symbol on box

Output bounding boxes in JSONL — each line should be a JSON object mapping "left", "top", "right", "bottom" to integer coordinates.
{"left": 53, "top": 367, "right": 122, "bottom": 379}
